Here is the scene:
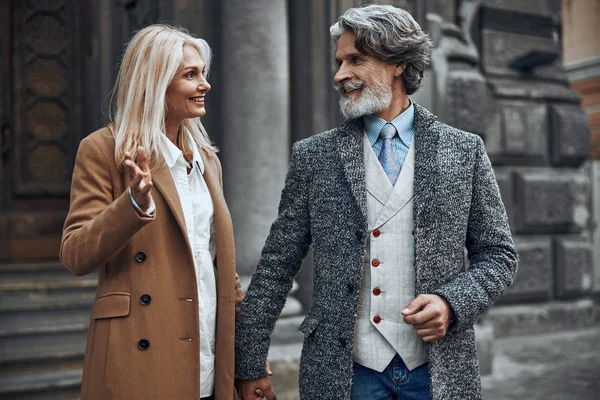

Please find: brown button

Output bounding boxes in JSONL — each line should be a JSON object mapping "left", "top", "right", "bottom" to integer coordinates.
{"left": 373, "top": 229, "right": 381, "bottom": 238}
{"left": 373, "top": 315, "right": 381, "bottom": 324}
{"left": 373, "top": 287, "right": 381, "bottom": 296}
{"left": 371, "top": 259, "right": 380, "bottom": 267}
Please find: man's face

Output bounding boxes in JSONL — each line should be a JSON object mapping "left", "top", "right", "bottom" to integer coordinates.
{"left": 334, "top": 31, "right": 395, "bottom": 119}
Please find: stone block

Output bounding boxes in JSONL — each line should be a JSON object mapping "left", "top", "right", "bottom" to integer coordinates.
{"left": 554, "top": 237, "right": 594, "bottom": 298}
{"left": 485, "top": 101, "right": 547, "bottom": 164}
{"left": 514, "top": 169, "right": 590, "bottom": 234}
{"left": 493, "top": 168, "right": 515, "bottom": 229}
{"left": 482, "top": 0, "right": 560, "bottom": 19}
{"left": 497, "top": 236, "right": 552, "bottom": 303}
{"left": 475, "top": 321, "right": 494, "bottom": 376}
{"left": 481, "top": 30, "right": 562, "bottom": 80}
{"left": 446, "top": 70, "right": 487, "bottom": 135}
{"left": 550, "top": 104, "right": 591, "bottom": 167}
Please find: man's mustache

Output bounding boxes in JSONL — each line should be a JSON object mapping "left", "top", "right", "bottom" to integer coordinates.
{"left": 334, "top": 80, "right": 365, "bottom": 94}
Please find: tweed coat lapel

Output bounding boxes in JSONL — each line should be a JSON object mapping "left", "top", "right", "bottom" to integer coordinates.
{"left": 412, "top": 103, "right": 439, "bottom": 226}
{"left": 337, "top": 118, "right": 368, "bottom": 222}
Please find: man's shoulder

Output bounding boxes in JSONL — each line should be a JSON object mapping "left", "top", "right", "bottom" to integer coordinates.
{"left": 293, "top": 126, "right": 344, "bottom": 153}
{"left": 430, "top": 120, "right": 483, "bottom": 152}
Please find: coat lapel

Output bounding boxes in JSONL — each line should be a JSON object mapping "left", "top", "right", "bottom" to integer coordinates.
{"left": 337, "top": 118, "right": 368, "bottom": 223}
{"left": 152, "top": 165, "right": 192, "bottom": 253}
{"left": 413, "top": 103, "right": 440, "bottom": 227}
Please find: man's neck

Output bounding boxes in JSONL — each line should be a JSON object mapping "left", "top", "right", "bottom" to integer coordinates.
{"left": 376, "top": 96, "right": 411, "bottom": 122}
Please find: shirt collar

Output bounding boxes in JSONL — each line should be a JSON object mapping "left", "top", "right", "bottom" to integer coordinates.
{"left": 363, "top": 100, "right": 415, "bottom": 147}
{"left": 159, "top": 129, "right": 205, "bottom": 174}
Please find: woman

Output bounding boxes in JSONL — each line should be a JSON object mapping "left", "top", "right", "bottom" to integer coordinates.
{"left": 60, "top": 24, "right": 243, "bottom": 400}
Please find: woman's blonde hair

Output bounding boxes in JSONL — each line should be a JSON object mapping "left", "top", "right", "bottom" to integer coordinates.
{"left": 109, "top": 24, "right": 216, "bottom": 170}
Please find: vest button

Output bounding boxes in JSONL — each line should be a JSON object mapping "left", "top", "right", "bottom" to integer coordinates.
{"left": 373, "top": 229, "right": 381, "bottom": 238}
{"left": 138, "top": 339, "right": 150, "bottom": 350}
{"left": 373, "top": 315, "right": 381, "bottom": 324}
{"left": 373, "top": 287, "right": 381, "bottom": 296}
{"left": 371, "top": 259, "right": 380, "bottom": 267}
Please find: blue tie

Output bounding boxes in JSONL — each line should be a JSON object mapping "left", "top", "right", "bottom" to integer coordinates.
{"left": 378, "top": 123, "right": 401, "bottom": 185}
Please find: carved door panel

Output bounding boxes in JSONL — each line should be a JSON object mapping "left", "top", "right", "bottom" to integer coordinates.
{"left": 0, "top": 0, "right": 88, "bottom": 260}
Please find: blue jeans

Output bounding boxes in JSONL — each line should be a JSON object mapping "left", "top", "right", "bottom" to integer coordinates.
{"left": 351, "top": 355, "right": 430, "bottom": 400}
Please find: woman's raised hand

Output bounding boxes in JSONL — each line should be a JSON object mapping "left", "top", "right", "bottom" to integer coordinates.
{"left": 124, "top": 147, "right": 153, "bottom": 213}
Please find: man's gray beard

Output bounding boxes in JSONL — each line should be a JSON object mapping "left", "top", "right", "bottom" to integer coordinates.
{"left": 338, "top": 76, "right": 393, "bottom": 120}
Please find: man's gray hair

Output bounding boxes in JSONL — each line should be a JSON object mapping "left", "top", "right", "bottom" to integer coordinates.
{"left": 330, "top": 4, "right": 432, "bottom": 95}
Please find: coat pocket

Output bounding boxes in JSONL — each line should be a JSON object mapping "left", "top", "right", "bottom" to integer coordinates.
{"left": 298, "top": 314, "right": 320, "bottom": 337}
{"left": 91, "top": 292, "right": 131, "bottom": 320}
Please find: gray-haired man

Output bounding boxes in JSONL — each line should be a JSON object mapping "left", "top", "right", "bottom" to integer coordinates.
{"left": 235, "top": 4, "right": 518, "bottom": 400}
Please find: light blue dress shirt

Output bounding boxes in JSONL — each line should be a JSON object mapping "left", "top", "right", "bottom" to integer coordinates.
{"left": 364, "top": 101, "right": 415, "bottom": 170}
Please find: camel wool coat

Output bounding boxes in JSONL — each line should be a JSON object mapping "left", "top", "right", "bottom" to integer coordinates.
{"left": 60, "top": 127, "right": 242, "bottom": 400}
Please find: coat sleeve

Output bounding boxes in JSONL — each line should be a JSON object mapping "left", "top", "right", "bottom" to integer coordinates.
{"left": 60, "top": 135, "right": 154, "bottom": 276}
{"left": 432, "top": 136, "right": 518, "bottom": 332}
{"left": 235, "top": 142, "right": 312, "bottom": 380}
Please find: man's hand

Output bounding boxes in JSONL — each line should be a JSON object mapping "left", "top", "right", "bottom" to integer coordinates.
{"left": 235, "top": 377, "right": 277, "bottom": 400}
{"left": 402, "top": 294, "right": 451, "bottom": 342}
{"left": 124, "top": 147, "right": 153, "bottom": 213}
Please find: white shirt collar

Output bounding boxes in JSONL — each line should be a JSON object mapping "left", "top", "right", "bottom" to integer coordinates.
{"left": 159, "top": 129, "right": 205, "bottom": 174}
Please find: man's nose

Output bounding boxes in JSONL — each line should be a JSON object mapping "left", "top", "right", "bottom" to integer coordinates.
{"left": 334, "top": 64, "right": 351, "bottom": 85}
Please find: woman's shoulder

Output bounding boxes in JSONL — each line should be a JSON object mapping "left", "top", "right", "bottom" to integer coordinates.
{"left": 79, "top": 125, "right": 116, "bottom": 154}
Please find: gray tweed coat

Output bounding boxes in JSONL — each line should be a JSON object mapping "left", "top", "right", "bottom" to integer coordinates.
{"left": 235, "top": 104, "right": 518, "bottom": 399}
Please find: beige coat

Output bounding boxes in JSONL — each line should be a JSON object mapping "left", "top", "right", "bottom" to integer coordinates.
{"left": 60, "top": 127, "right": 242, "bottom": 400}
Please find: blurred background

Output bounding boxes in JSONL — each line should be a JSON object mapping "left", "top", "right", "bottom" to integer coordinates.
{"left": 0, "top": 0, "right": 598, "bottom": 399}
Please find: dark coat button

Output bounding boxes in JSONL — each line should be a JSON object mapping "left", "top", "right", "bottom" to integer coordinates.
{"left": 135, "top": 251, "right": 147, "bottom": 263}
{"left": 140, "top": 294, "right": 151, "bottom": 306}
{"left": 347, "top": 283, "right": 354, "bottom": 294}
{"left": 412, "top": 229, "right": 416, "bottom": 236}
{"left": 355, "top": 230, "right": 364, "bottom": 241}
{"left": 339, "top": 337, "right": 347, "bottom": 347}
{"left": 138, "top": 339, "right": 150, "bottom": 350}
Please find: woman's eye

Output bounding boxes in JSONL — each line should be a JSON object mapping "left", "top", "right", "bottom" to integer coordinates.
{"left": 185, "top": 71, "right": 195, "bottom": 78}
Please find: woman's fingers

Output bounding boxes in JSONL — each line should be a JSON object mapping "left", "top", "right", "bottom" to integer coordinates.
{"left": 137, "top": 147, "right": 149, "bottom": 172}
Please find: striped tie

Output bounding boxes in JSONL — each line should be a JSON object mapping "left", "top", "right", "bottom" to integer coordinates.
{"left": 378, "top": 123, "right": 401, "bottom": 185}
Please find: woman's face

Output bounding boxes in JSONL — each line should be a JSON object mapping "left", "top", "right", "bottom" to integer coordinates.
{"left": 165, "top": 44, "right": 211, "bottom": 125}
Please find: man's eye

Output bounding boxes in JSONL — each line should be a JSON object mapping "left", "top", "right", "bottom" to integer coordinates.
{"left": 351, "top": 56, "right": 360, "bottom": 64}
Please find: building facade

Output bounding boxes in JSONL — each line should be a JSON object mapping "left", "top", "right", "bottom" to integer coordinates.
{"left": 0, "top": 0, "right": 595, "bottom": 398}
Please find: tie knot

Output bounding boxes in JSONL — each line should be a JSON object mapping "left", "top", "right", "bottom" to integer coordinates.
{"left": 380, "top": 123, "right": 397, "bottom": 139}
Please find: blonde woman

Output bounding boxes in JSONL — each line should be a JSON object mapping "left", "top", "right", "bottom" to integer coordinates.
{"left": 60, "top": 25, "right": 244, "bottom": 400}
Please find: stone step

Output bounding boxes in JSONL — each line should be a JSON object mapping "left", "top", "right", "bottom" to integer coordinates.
{"left": 0, "top": 331, "right": 87, "bottom": 365}
{"left": 0, "top": 261, "right": 97, "bottom": 293}
{"left": 485, "top": 298, "right": 600, "bottom": 338}
{"left": 0, "top": 308, "right": 90, "bottom": 338}
{"left": 0, "top": 290, "right": 95, "bottom": 313}
{"left": 0, "top": 261, "right": 65, "bottom": 274}
{"left": 0, "top": 360, "right": 82, "bottom": 399}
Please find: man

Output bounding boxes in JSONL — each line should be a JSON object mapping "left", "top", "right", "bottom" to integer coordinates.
{"left": 235, "top": 4, "right": 518, "bottom": 400}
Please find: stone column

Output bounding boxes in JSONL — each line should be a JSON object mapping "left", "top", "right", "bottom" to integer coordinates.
{"left": 220, "top": 0, "right": 302, "bottom": 318}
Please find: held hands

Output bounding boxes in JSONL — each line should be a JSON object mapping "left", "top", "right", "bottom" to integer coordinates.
{"left": 402, "top": 294, "right": 451, "bottom": 342}
{"left": 235, "top": 361, "right": 276, "bottom": 400}
{"left": 124, "top": 147, "right": 153, "bottom": 213}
